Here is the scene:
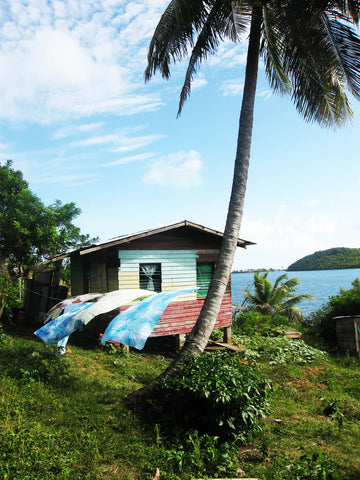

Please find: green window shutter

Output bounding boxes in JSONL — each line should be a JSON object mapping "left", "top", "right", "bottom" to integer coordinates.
{"left": 196, "top": 263, "right": 214, "bottom": 297}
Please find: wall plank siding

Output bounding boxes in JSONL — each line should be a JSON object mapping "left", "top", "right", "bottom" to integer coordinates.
{"left": 70, "top": 255, "right": 84, "bottom": 296}
{"left": 118, "top": 250, "right": 198, "bottom": 296}
{"left": 69, "top": 226, "right": 238, "bottom": 341}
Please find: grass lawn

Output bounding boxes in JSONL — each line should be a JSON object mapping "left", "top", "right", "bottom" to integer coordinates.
{"left": 0, "top": 322, "right": 359, "bottom": 479}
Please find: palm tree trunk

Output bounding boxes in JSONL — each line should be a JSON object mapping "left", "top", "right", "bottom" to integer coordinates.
{"left": 125, "top": 7, "right": 262, "bottom": 407}
{"left": 180, "top": 5, "right": 262, "bottom": 355}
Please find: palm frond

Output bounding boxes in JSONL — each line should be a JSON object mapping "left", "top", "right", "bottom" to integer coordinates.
{"left": 281, "top": 293, "right": 314, "bottom": 310}
{"left": 178, "top": 0, "right": 234, "bottom": 114}
{"left": 177, "top": 0, "right": 251, "bottom": 115}
{"left": 262, "top": 6, "right": 292, "bottom": 95}
{"left": 230, "top": 1, "right": 252, "bottom": 38}
{"left": 332, "top": 0, "right": 360, "bottom": 24}
{"left": 272, "top": 273, "right": 289, "bottom": 289}
{"left": 262, "top": 1, "right": 360, "bottom": 126}
{"left": 323, "top": 13, "right": 360, "bottom": 99}
{"left": 282, "top": 277, "right": 300, "bottom": 291}
{"left": 278, "top": 305, "right": 304, "bottom": 321}
{"left": 145, "top": 0, "right": 209, "bottom": 81}
{"left": 270, "top": 284, "right": 289, "bottom": 307}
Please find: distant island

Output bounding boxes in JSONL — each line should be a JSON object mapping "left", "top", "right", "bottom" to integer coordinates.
{"left": 287, "top": 247, "right": 360, "bottom": 271}
{"left": 232, "top": 268, "right": 281, "bottom": 274}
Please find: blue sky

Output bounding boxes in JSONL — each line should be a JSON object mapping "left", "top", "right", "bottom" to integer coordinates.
{"left": 1, "top": 0, "right": 360, "bottom": 270}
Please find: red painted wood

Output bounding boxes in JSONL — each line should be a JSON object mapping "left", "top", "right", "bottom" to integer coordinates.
{"left": 94, "top": 295, "right": 232, "bottom": 338}
{"left": 152, "top": 296, "right": 232, "bottom": 336}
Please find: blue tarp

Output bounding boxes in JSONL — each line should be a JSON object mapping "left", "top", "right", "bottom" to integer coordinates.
{"left": 34, "top": 286, "right": 200, "bottom": 353}
{"left": 34, "top": 302, "right": 93, "bottom": 345}
{"left": 101, "top": 286, "right": 200, "bottom": 350}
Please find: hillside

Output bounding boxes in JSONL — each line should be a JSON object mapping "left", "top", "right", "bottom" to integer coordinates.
{"left": 287, "top": 247, "right": 360, "bottom": 271}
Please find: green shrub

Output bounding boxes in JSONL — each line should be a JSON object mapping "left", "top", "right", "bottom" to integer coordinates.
{"left": 159, "top": 351, "right": 271, "bottom": 439}
{"left": 0, "top": 343, "right": 71, "bottom": 386}
{"left": 0, "top": 323, "right": 12, "bottom": 346}
{"left": 304, "top": 278, "right": 360, "bottom": 346}
{"left": 233, "top": 310, "right": 297, "bottom": 336}
{"left": 160, "top": 430, "right": 240, "bottom": 478}
{"left": 263, "top": 451, "right": 340, "bottom": 479}
{"left": 233, "top": 334, "right": 326, "bottom": 365}
{"left": 0, "top": 270, "right": 23, "bottom": 320}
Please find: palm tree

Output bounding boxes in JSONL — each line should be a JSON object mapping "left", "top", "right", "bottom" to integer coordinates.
{"left": 244, "top": 271, "right": 313, "bottom": 321}
{"left": 126, "top": 1, "right": 360, "bottom": 404}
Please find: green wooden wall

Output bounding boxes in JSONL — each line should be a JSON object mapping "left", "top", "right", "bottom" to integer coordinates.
{"left": 118, "top": 250, "right": 198, "bottom": 292}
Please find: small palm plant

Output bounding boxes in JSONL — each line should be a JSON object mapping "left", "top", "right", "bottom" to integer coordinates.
{"left": 244, "top": 272, "right": 313, "bottom": 321}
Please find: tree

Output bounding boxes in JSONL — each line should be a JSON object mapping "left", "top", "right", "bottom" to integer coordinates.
{"left": 145, "top": 0, "right": 360, "bottom": 354}
{"left": 126, "top": 1, "right": 360, "bottom": 404}
{"left": 0, "top": 161, "right": 95, "bottom": 279}
{"left": 244, "top": 271, "right": 313, "bottom": 321}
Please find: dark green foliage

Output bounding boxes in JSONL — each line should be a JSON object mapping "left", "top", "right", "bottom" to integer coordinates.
{"left": 0, "top": 269, "right": 22, "bottom": 319}
{"left": 158, "top": 430, "right": 240, "bottom": 478}
{"left": 244, "top": 271, "right": 313, "bottom": 321}
{"left": 233, "top": 311, "right": 294, "bottom": 336}
{"left": 159, "top": 351, "right": 271, "bottom": 440}
{"left": 0, "top": 340, "right": 71, "bottom": 386}
{"left": 304, "top": 278, "right": 360, "bottom": 345}
{"left": 0, "top": 161, "right": 96, "bottom": 279}
{"left": 287, "top": 247, "right": 360, "bottom": 271}
{"left": 263, "top": 452, "right": 340, "bottom": 480}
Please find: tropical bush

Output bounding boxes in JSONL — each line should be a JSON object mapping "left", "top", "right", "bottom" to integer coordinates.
{"left": 158, "top": 351, "right": 271, "bottom": 440}
{"left": 0, "top": 340, "right": 71, "bottom": 386}
{"left": 304, "top": 278, "right": 360, "bottom": 346}
{"left": 159, "top": 430, "right": 241, "bottom": 478}
{"left": 233, "top": 334, "right": 327, "bottom": 366}
{"left": 244, "top": 271, "right": 313, "bottom": 321}
{"left": 0, "top": 269, "right": 23, "bottom": 320}
{"left": 233, "top": 310, "right": 297, "bottom": 336}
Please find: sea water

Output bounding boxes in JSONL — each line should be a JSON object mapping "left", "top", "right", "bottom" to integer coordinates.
{"left": 231, "top": 268, "right": 360, "bottom": 317}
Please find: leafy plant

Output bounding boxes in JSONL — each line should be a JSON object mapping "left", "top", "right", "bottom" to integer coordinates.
{"left": 159, "top": 351, "right": 271, "bottom": 439}
{"left": 304, "top": 278, "right": 360, "bottom": 346}
{"left": 233, "top": 334, "right": 326, "bottom": 366}
{"left": 0, "top": 344, "right": 71, "bottom": 386}
{"left": 282, "top": 451, "right": 340, "bottom": 479}
{"left": 0, "top": 268, "right": 23, "bottom": 319}
{"left": 0, "top": 323, "right": 12, "bottom": 346}
{"left": 162, "top": 430, "right": 239, "bottom": 478}
{"left": 260, "top": 451, "right": 340, "bottom": 479}
{"left": 244, "top": 271, "right": 313, "bottom": 321}
{"left": 0, "top": 160, "right": 97, "bottom": 280}
{"left": 233, "top": 310, "right": 295, "bottom": 336}
{"left": 322, "top": 399, "right": 344, "bottom": 427}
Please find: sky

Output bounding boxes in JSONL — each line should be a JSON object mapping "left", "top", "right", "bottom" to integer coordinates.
{"left": 0, "top": 0, "right": 360, "bottom": 271}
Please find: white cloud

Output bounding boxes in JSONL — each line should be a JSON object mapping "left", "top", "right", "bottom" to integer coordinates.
{"left": 102, "top": 152, "right": 154, "bottom": 166}
{"left": 0, "top": 0, "right": 168, "bottom": 122}
{"left": 73, "top": 131, "right": 165, "bottom": 152}
{"left": 142, "top": 150, "right": 203, "bottom": 188}
{"left": 53, "top": 122, "right": 104, "bottom": 139}
{"left": 208, "top": 41, "right": 248, "bottom": 69}
{"left": 235, "top": 209, "right": 341, "bottom": 270}
{"left": 32, "top": 172, "right": 98, "bottom": 187}
{"left": 257, "top": 88, "right": 273, "bottom": 100}
{"left": 192, "top": 75, "right": 208, "bottom": 91}
{"left": 304, "top": 197, "right": 321, "bottom": 206}
{"left": 220, "top": 78, "right": 244, "bottom": 96}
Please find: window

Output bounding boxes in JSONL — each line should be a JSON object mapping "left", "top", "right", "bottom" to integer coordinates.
{"left": 196, "top": 263, "right": 214, "bottom": 297}
{"left": 139, "top": 263, "right": 161, "bottom": 292}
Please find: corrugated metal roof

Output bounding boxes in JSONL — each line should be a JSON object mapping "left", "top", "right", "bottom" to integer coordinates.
{"left": 49, "top": 220, "right": 255, "bottom": 262}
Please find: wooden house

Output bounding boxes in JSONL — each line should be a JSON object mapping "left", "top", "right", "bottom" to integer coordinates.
{"left": 52, "top": 220, "right": 254, "bottom": 346}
